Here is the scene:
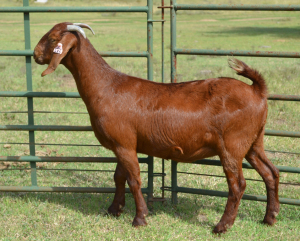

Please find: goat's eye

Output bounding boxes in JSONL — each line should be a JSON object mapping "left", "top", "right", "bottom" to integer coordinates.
{"left": 50, "top": 39, "right": 56, "bottom": 43}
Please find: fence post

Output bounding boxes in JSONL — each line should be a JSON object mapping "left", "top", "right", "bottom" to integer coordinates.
{"left": 23, "top": 0, "right": 37, "bottom": 186}
{"left": 171, "top": 160, "right": 178, "bottom": 204}
{"left": 146, "top": 0, "right": 154, "bottom": 204}
{"left": 147, "top": 156, "right": 154, "bottom": 205}
{"left": 147, "top": 0, "right": 153, "bottom": 81}
{"left": 170, "top": 0, "right": 177, "bottom": 83}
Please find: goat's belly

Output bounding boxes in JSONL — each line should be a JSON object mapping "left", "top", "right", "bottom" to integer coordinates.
{"left": 136, "top": 127, "right": 217, "bottom": 162}
{"left": 137, "top": 144, "right": 216, "bottom": 163}
{"left": 171, "top": 147, "right": 217, "bottom": 163}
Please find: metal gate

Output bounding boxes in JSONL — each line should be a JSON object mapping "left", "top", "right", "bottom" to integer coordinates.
{"left": 0, "top": 0, "right": 157, "bottom": 203}
{"left": 168, "top": 0, "right": 300, "bottom": 206}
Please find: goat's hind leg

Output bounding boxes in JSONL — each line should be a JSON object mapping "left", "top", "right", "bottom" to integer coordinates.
{"left": 108, "top": 163, "right": 126, "bottom": 217}
{"left": 246, "top": 143, "right": 279, "bottom": 225}
{"left": 213, "top": 155, "right": 246, "bottom": 234}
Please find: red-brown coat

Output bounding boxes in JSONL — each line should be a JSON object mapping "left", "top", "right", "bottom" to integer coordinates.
{"left": 34, "top": 22, "right": 279, "bottom": 233}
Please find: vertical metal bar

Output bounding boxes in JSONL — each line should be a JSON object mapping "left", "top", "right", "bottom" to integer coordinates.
{"left": 170, "top": 0, "right": 177, "bottom": 83}
{"left": 23, "top": 0, "right": 37, "bottom": 186}
{"left": 147, "top": 156, "right": 154, "bottom": 206}
{"left": 171, "top": 160, "right": 178, "bottom": 204}
{"left": 161, "top": 0, "right": 165, "bottom": 83}
{"left": 146, "top": 0, "right": 154, "bottom": 204}
{"left": 161, "top": 0, "right": 165, "bottom": 202}
{"left": 162, "top": 159, "right": 165, "bottom": 200}
{"left": 170, "top": 0, "right": 177, "bottom": 204}
{"left": 147, "top": 0, "right": 153, "bottom": 81}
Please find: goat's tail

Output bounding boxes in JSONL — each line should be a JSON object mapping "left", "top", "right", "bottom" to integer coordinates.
{"left": 228, "top": 57, "right": 268, "bottom": 98}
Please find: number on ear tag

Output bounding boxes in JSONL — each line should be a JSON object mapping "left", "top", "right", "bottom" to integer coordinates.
{"left": 53, "top": 43, "right": 63, "bottom": 54}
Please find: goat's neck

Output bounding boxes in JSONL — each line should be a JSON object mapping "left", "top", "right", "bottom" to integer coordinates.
{"left": 62, "top": 40, "right": 121, "bottom": 103}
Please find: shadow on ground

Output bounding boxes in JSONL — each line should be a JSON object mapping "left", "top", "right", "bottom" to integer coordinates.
{"left": 1, "top": 191, "right": 299, "bottom": 231}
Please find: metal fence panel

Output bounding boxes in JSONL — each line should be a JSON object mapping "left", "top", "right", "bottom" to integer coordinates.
{"left": 0, "top": 0, "right": 154, "bottom": 202}
{"left": 169, "top": 0, "right": 300, "bottom": 206}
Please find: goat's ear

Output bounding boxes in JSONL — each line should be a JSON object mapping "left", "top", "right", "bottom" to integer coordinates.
{"left": 41, "top": 34, "right": 77, "bottom": 77}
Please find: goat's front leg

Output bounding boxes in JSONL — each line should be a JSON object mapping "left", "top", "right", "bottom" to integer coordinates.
{"left": 115, "top": 148, "right": 148, "bottom": 227}
{"left": 108, "top": 163, "right": 126, "bottom": 217}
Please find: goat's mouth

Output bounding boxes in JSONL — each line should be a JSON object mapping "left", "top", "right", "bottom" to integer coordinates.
{"left": 34, "top": 55, "right": 46, "bottom": 65}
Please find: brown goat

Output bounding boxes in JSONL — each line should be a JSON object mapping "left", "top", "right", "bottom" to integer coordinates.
{"left": 33, "top": 22, "right": 279, "bottom": 233}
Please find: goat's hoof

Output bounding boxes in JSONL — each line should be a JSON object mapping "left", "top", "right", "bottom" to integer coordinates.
{"left": 107, "top": 206, "right": 123, "bottom": 217}
{"left": 263, "top": 210, "right": 278, "bottom": 226}
{"left": 212, "top": 223, "right": 229, "bottom": 234}
{"left": 263, "top": 217, "right": 277, "bottom": 226}
{"left": 132, "top": 216, "right": 147, "bottom": 227}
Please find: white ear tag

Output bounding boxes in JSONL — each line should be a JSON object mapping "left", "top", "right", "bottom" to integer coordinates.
{"left": 53, "top": 43, "right": 63, "bottom": 54}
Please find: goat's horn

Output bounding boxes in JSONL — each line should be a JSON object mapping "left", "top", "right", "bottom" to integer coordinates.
{"left": 67, "top": 25, "right": 87, "bottom": 39}
{"left": 73, "top": 23, "right": 95, "bottom": 35}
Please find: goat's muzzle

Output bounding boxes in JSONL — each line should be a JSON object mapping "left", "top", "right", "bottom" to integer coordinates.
{"left": 34, "top": 54, "right": 44, "bottom": 65}
{"left": 33, "top": 46, "right": 46, "bottom": 65}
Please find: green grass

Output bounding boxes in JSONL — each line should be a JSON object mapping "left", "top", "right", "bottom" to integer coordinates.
{"left": 0, "top": 0, "right": 300, "bottom": 240}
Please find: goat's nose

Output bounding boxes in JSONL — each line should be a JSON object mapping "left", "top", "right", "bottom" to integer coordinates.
{"left": 33, "top": 46, "right": 41, "bottom": 59}
{"left": 33, "top": 50, "right": 42, "bottom": 64}
{"left": 33, "top": 47, "right": 37, "bottom": 59}
{"left": 33, "top": 47, "right": 43, "bottom": 64}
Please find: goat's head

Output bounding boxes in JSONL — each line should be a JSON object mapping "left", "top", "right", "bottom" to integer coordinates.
{"left": 33, "top": 22, "right": 95, "bottom": 77}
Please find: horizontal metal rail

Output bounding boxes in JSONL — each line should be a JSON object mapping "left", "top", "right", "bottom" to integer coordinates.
{"left": 177, "top": 171, "right": 300, "bottom": 186}
{"left": 0, "top": 168, "right": 149, "bottom": 173}
{"left": 1, "top": 92, "right": 299, "bottom": 101}
{"left": 174, "top": 4, "right": 300, "bottom": 11}
{"left": 0, "top": 6, "right": 148, "bottom": 13}
{"left": 264, "top": 130, "right": 300, "bottom": 138}
{"left": 0, "top": 111, "right": 88, "bottom": 114}
{"left": 2, "top": 4, "right": 300, "bottom": 13}
{"left": 193, "top": 159, "right": 300, "bottom": 173}
{"left": 266, "top": 149, "right": 300, "bottom": 156}
{"left": 174, "top": 187, "right": 300, "bottom": 206}
{"left": 2, "top": 142, "right": 299, "bottom": 156}
{"left": 0, "top": 156, "right": 149, "bottom": 164}
{"left": 0, "top": 125, "right": 92, "bottom": 131}
{"left": 0, "top": 50, "right": 148, "bottom": 58}
{"left": 0, "top": 186, "right": 149, "bottom": 193}
{"left": 268, "top": 95, "right": 300, "bottom": 101}
{"left": 0, "top": 50, "right": 32, "bottom": 56}
{"left": 0, "top": 142, "right": 101, "bottom": 147}
{"left": 0, "top": 91, "right": 80, "bottom": 98}
{"left": 175, "top": 48, "right": 300, "bottom": 58}
{"left": 1, "top": 125, "right": 299, "bottom": 138}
